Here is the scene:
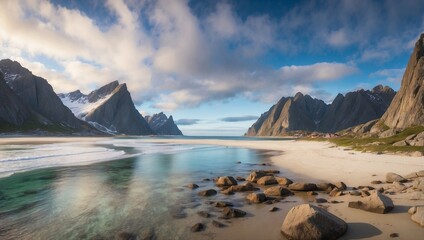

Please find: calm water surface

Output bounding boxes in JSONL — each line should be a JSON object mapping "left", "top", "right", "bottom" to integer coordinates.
{"left": 0, "top": 137, "right": 286, "bottom": 239}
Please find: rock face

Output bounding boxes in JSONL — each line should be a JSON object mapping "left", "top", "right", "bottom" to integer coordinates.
{"left": 0, "top": 59, "right": 98, "bottom": 134}
{"left": 409, "top": 206, "right": 424, "bottom": 227}
{"left": 145, "top": 112, "right": 183, "bottom": 135}
{"left": 348, "top": 191, "right": 394, "bottom": 214}
{"left": 380, "top": 34, "right": 424, "bottom": 129}
{"left": 246, "top": 93, "right": 327, "bottom": 135}
{"left": 281, "top": 204, "right": 348, "bottom": 240}
{"left": 59, "top": 81, "right": 154, "bottom": 135}
{"left": 246, "top": 85, "right": 395, "bottom": 135}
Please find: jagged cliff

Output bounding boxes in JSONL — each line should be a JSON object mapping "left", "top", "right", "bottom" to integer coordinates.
{"left": 145, "top": 112, "right": 183, "bottom": 135}
{"left": 379, "top": 34, "right": 424, "bottom": 129}
{"left": 59, "top": 81, "right": 154, "bottom": 135}
{"left": 246, "top": 85, "right": 396, "bottom": 136}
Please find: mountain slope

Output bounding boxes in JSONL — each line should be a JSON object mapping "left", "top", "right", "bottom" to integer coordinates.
{"left": 246, "top": 85, "right": 396, "bottom": 136}
{"left": 59, "top": 81, "right": 154, "bottom": 135}
{"left": 380, "top": 34, "right": 424, "bottom": 129}
{"left": 246, "top": 94, "right": 327, "bottom": 136}
{"left": 317, "top": 86, "right": 396, "bottom": 133}
{"left": 145, "top": 112, "right": 183, "bottom": 135}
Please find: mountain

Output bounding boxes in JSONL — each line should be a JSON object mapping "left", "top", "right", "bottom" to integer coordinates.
{"left": 246, "top": 85, "right": 396, "bottom": 136}
{"left": 379, "top": 34, "right": 424, "bottom": 129}
{"left": 0, "top": 59, "right": 99, "bottom": 134}
{"left": 145, "top": 112, "right": 183, "bottom": 135}
{"left": 59, "top": 81, "right": 154, "bottom": 135}
{"left": 246, "top": 93, "right": 327, "bottom": 136}
{"left": 317, "top": 85, "right": 396, "bottom": 133}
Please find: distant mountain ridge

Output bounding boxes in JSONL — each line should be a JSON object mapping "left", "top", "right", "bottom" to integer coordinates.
{"left": 145, "top": 112, "right": 183, "bottom": 135}
{"left": 59, "top": 81, "right": 154, "bottom": 135}
{"left": 246, "top": 85, "right": 396, "bottom": 136}
{"left": 0, "top": 59, "right": 99, "bottom": 134}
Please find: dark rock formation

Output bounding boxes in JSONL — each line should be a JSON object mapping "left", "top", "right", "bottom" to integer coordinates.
{"left": 380, "top": 34, "right": 424, "bottom": 129}
{"left": 0, "top": 59, "right": 98, "bottom": 134}
{"left": 59, "top": 81, "right": 154, "bottom": 135}
{"left": 348, "top": 191, "right": 394, "bottom": 214}
{"left": 145, "top": 112, "right": 183, "bottom": 135}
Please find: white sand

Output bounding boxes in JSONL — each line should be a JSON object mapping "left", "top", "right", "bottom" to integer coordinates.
{"left": 139, "top": 139, "right": 424, "bottom": 186}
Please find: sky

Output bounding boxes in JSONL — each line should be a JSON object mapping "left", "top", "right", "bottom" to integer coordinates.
{"left": 1, "top": 0, "right": 423, "bottom": 136}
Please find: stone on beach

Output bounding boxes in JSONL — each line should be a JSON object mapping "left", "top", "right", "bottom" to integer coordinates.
{"left": 191, "top": 223, "right": 204, "bottom": 232}
{"left": 334, "top": 182, "right": 347, "bottom": 191}
{"left": 264, "top": 186, "right": 293, "bottom": 196}
{"left": 275, "top": 176, "right": 293, "bottom": 185}
{"left": 187, "top": 183, "right": 199, "bottom": 189}
{"left": 198, "top": 189, "right": 217, "bottom": 197}
{"left": 289, "top": 182, "right": 317, "bottom": 191}
{"left": 257, "top": 176, "right": 278, "bottom": 185}
{"left": 216, "top": 176, "right": 238, "bottom": 186}
{"left": 413, "top": 177, "right": 424, "bottom": 191}
{"left": 246, "top": 192, "right": 267, "bottom": 203}
{"left": 212, "top": 220, "right": 226, "bottom": 228}
{"left": 348, "top": 191, "right": 394, "bottom": 214}
{"left": 246, "top": 171, "right": 272, "bottom": 183}
{"left": 214, "top": 201, "right": 233, "bottom": 208}
{"left": 408, "top": 206, "right": 424, "bottom": 227}
{"left": 316, "top": 183, "right": 336, "bottom": 192}
{"left": 281, "top": 204, "right": 348, "bottom": 240}
{"left": 385, "top": 172, "right": 407, "bottom": 183}
{"left": 405, "top": 170, "right": 424, "bottom": 179}
{"left": 221, "top": 207, "right": 247, "bottom": 219}
{"left": 227, "top": 182, "right": 257, "bottom": 192}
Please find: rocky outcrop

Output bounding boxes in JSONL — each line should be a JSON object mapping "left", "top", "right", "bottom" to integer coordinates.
{"left": 246, "top": 93, "right": 327, "bottom": 135}
{"left": 409, "top": 206, "right": 424, "bottom": 227}
{"left": 59, "top": 81, "right": 154, "bottom": 135}
{"left": 380, "top": 34, "right": 424, "bottom": 129}
{"left": 281, "top": 204, "right": 348, "bottom": 240}
{"left": 0, "top": 59, "right": 99, "bottom": 134}
{"left": 318, "top": 86, "right": 395, "bottom": 133}
{"left": 246, "top": 85, "right": 395, "bottom": 136}
{"left": 145, "top": 112, "right": 183, "bottom": 135}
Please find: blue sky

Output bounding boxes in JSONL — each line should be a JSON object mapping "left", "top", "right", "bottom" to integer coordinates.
{"left": 0, "top": 0, "right": 423, "bottom": 135}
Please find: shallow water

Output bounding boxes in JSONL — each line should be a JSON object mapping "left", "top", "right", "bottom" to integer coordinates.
{"left": 0, "top": 138, "right": 287, "bottom": 239}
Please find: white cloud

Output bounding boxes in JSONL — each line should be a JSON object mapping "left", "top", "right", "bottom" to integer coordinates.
{"left": 279, "top": 62, "right": 357, "bottom": 82}
{"left": 369, "top": 68, "right": 405, "bottom": 83}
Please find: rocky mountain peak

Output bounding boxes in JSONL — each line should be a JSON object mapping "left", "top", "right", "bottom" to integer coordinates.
{"left": 145, "top": 112, "right": 183, "bottom": 135}
{"left": 372, "top": 85, "right": 395, "bottom": 94}
{"left": 87, "top": 80, "right": 120, "bottom": 103}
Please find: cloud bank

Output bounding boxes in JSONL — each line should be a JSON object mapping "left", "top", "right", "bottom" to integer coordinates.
{"left": 0, "top": 0, "right": 423, "bottom": 111}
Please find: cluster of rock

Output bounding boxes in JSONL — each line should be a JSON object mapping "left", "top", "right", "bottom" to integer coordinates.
{"left": 392, "top": 131, "right": 424, "bottom": 147}
{"left": 184, "top": 168, "right": 424, "bottom": 239}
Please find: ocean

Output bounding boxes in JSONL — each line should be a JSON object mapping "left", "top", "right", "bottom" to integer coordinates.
{"left": 0, "top": 136, "right": 293, "bottom": 239}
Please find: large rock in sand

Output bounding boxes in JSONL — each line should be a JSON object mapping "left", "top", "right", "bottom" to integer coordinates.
{"left": 246, "top": 171, "right": 272, "bottom": 183}
{"left": 289, "top": 182, "right": 317, "bottom": 191}
{"left": 246, "top": 192, "right": 267, "bottom": 203}
{"left": 257, "top": 176, "right": 278, "bottom": 185}
{"left": 275, "top": 176, "right": 293, "bottom": 185}
{"left": 216, "top": 176, "right": 237, "bottom": 186}
{"left": 281, "top": 204, "right": 347, "bottom": 240}
{"left": 413, "top": 177, "right": 424, "bottom": 191}
{"left": 408, "top": 206, "right": 424, "bottom": 227}
{"left": 385, "top": 172, "right": 407, "bottom": 183}
{"left": 348, "top": 191, "right": 394, "bottom": 214}
{"left": 264, "top": 186, "right": 293, "bottom": 196}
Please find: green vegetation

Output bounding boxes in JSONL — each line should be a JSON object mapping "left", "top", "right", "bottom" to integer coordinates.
{"left": 302, "top": 126, "right": 424, "bottom": 154}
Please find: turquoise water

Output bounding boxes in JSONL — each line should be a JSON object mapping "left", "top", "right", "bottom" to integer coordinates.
{"left": 0, "top": 138, "right": 279, "bottom": 239}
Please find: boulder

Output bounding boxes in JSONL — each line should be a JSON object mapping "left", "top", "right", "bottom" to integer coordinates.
{"left": 187, "top": 183, "right": 199, "bottom": 189}
{"left": 227, "top": 182, "right": 257, "bottom": 192}
{"left": 198, "top": 189, "right": 217, "bottom": 197}
{"left": 371, "top": 180, "right": 382, "bottom": 184}
{"left": 329, "top": 189, "right": 343, "bottom": 197}
{"left": 269, "top": 207, "right": 279, "bottom": 212}
{"left": 214, "top": 201, "right": 233, "bottom": 208}
{"left": 236, "top": 176, "right": 245, "bottom": 181}
{"left": 413, "top": 178, "right": 424, "bottom": 191}
{"left": 246, "top": 192, "right": 267, "bottom": 203}
{"left": 348, "top": 191, "right": 394, "bottom": 214}
{"left": 246, "top": 171, "right": 272, "bottom": 182}
{"left": 216, "top": 176, "right": 237, "bottom": 186}
{"left": 385, "top": 172, "right": 407, "bottom": 183}
{"left": 289, "top": 182, "right": 317, "bottom": 191}
{"left": 405, "top": 170, "right": 424, "bottom": 179}
{"left": 264, "top": 186, "right": 293, "bottom": 197}
{"left": 275, "top": 176, "right": 293, "bottom": 185}
{"left": 408, "top": 206, "right": 424, "bottom": 227}
{"left": 257, "top": 176, "right": 278, "bottom": 185}
{"left": 212, "top": 220, "right": 226, "bottom": 228}
{"left": 315, "top": 198, "right": 328, "bottom": 203}
{"left": 221, "top": 207, "right": 246, "bottom": 219}
{"left": 316, "top": 183, "right": 336, "bottom": 192}
{"left": 334, "top": 182, "right": 347, "bottom": 191}
{"left": 197, "top": 211, "right": 210, "bottom": 218}
{"left": 392, "top": 140, "right": 408, "bottom": 146}
{"left": 281, "top": 204, "right": 347, "bottom": 240}
{"left": 379, "top": 129, "right": 399, "bottom": 138}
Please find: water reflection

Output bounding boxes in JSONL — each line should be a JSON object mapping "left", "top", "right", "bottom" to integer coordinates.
{"left": 0, "top": 144, "right": 263, "bottom": 239}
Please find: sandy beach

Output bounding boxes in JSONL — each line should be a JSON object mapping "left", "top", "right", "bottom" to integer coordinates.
{"left": 139, "top": 138, "right": 424, "bottom": 239}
